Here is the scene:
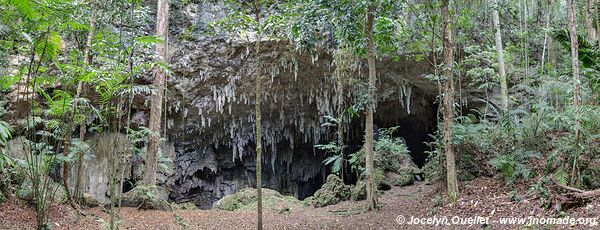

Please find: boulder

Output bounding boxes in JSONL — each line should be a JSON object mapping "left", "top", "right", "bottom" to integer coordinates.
{"left": 120, "top": 185, "right": 172, "bottom": 211}
{"left": 16, "top": 179, "right": 67, "bottom": 204}
{"left": 171, "top": 201, "right": 198, "bottom": 210}
{"left": 375, "top": 169, "right": 392, "bottom": 190}
{"left": 82, "top": 192, "right": 100, "bottom": 207}
{"left": 386, "top": 171, "right": 414, "bottom": 187}
{"left": 350, "top": 181, "right": 366, "bottom": 201}
{"left": 307, "top": 174, "right": 350, "bottom": 207}
{"left": 213, "top": 188, "right": 300, "bottom": 212}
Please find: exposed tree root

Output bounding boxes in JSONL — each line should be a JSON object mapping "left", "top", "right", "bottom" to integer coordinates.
{"left": 551, "top": 176, "right": 600, "bottom": 208}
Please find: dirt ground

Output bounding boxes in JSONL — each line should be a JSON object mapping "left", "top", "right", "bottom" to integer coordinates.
{"left": 1, "top": 178, "right": 598, "bottom": 229}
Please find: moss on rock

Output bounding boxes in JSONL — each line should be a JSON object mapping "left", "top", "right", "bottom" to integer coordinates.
{"left": 386, "top": 171, "right": 414, "bottom": 187}
{"left": 82, "top": 192, "right": 100, "bottom": 207}
{"left": 120, "top": 185, "right": 172, "bottom": 211}
{"left": 171, "top": 201, "right": 198, "bottom": 210}
{"left": 213, "top": 188, "right": 300, "bottom": 212}
{"left": 306, "top": 174, "right": 350, "bottom": 208}
{"left": 350, "top": 181, "right": 366, "bottom": 201}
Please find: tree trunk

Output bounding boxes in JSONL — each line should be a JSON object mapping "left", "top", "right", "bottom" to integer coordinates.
{"left": 567, "top": 0, "right": 582, "bottom": 186}
{"left": 586, "top": 0, "right": 598, "bottom": 43}
{"left": 143, "top": 0, "right": 170, "bottom": 185}
{"left": 336, "top": 72, "right": 344, "bottom": 179}
{"left": 254, "top": 6, "right": 263, "bottom": 230}
{"left": 74, "top": 0, "right": 98, "bottom": 201}
{"left": 441, "top": 0, "right": 459, "bottom": 197}
{"left": 63, "top": 0, "right": 99, "bottom": 203}
{"left": 364, "top": 3, "right": 378, "bottom": 211}
{"left": 541, "top": 0, "right": 553, "bottom": 70}
{"left": 493, "top": 0, "right": 509, "bottom": 112}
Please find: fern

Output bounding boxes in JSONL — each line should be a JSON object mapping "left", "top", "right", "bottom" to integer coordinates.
{"left": 35, "top": 31, "right": 63, "bottom": 61}
{"left": 0, "top": 120, "right": 11, "bottom": 144}
{"left": 8, "top": 0, "right": 38, "bottom": 20}
{"left": 489, "top": 150, "right": 541, "bottom": 185}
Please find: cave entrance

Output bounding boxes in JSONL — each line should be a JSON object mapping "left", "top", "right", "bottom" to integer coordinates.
{"left": 341, "top": 96, "right": 438, "bottom": 184}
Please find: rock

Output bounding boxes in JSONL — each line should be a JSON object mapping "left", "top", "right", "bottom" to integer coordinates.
{"left": 386, "top": 171, "right": 414, "bottom": 187}
{"left": 82, "top": 193, "right": 100, "bottom": 207}
{"left": 52, "top": 182, "right": 68, "bottom": 204}
{"left": 212, "top": 188, "right": 300, "bottom": 211}
{"left": 120, "top": 185, "right": 172, "bottom": 211}
{"left": 16, "top": 181, "right": 31, "bottom": 202}
{"left": 351, "top": 181, "right": 366, "bottom": 201}
{"left": 171, "top": 201, "right": 198, "bottom": 210}
{"left": 374, "top": 169, "right": 391, "bottom": 191}
{"left": 16, "top": 179, "right": 67, "bottom": 204}
{"left": 163, "top": 33, "right": 441, "bottom": 207}
{"left": 307, "top": 174, "right": 350, "bottom": 207}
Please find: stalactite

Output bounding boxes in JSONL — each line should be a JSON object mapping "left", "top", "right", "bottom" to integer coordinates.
{"left": 405, "top": 85, "right": 412, "bottom": 115}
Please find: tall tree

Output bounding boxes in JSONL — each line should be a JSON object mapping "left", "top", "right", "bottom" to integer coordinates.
{"left": 546, "top": 0, "right": 557, "bottom": 74}
{"left": 74, "top": 0, "right": 99, "bottom": 202}
{"left": 585, "top": 0, "right": 598, "bottom": 43}
{"left": 364, "top": 2, "right": 378, "bottom": 211}
{"left": 566, "top": 0, "right": 582, "bottom": 185}
{"left": 441, "top": 0, "right": 458, "bottom": 197}
{"left": 541, "top": 0, "right": 554, "bottom": 72}
{"left": 493, "top": 0, "right": 509, "bottom": 112}
{"left": 253, "top": 2, "right": 264, "bottom": 228}
{"left": 143, "top": 0, "right": 170, "bottom": 185}
{"left": 62, "top": 0, "right": 99, "bottom": 206}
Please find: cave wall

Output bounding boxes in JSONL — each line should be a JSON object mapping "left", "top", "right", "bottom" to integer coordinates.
{"left": 158, "top": 3, "right": 445, "bottom": 208}
{"left": 158, "top": 28, "right": 442, "bottom": 208}
{"left": 0, "top": 2, "right": 471, "bottom": 209}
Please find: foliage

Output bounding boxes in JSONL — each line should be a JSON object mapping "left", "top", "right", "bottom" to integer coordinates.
{"left": 489, "top": 150, "right": 540, "bottom": 185}
{"left": 349, "top": 126, "right": 413, "bottom": 177}
{"left": 315, "top": 106, "right": 360, "bottom": 175}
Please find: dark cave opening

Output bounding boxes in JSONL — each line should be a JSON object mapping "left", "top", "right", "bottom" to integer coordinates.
{"left": 122, "top": 178, "right": 136, "bottom": 193}
{"left": 294, "top": 97, "right": 437, "bottom": 194}
{"left": 339, "top": 96, "right": 438, "bottom": 185}
{"left": 168, "top": 93, "right": 438, "bottom": 208}
{"left": 275, "top": 95, "right": 439, "bottom": 199}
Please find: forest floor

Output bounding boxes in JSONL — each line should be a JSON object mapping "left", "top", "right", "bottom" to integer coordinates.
{"left": 1, "top": 177, "right": 599, "bottom": 229}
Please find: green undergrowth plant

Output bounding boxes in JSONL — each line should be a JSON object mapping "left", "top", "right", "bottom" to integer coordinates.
{"left": 315, "top": 106, "right": 359, "bottom": 177}
{"left": 349, "top": 126, "right": 412, "bottom": 180}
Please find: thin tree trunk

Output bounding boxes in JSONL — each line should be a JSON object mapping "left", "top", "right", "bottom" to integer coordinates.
{"left": 493, "top": 0, "right": 509, "bottom": 112}
{"left": 441, "top": 0, "right": 459, "bottom": 197}
{"left": 74, "top": 0, "right": 98, "bottom": 201}
{"left": 143, "top": 0, "right": 170, "bottom": 185}
{"left": 541, "top": 0, "right": 554, "bottom": 70}
{"left": 63, "top": 0, "right": 99, "bottom": 205}
{"left": 586, "top": 0, "right": 598, "bottom": 43}
{"left": 431, "top": 15, "right": 444, "bottom": 182}
{"left": 336, "top": 74, "right": 344, "bottom": 180}
{"left": 364, "top": 3, "right": 378, "bottom": 211}
{"left": 254, "top": 5, "right": 263, "bottom": 230}
{"left": 567, "top": 0, "right": 583, "bottom": 186}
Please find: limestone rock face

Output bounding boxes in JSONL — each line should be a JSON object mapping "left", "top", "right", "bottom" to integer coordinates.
{"left": 162, "top": 35, "right": 441, "bottom": 208}
{"left": 0, "top": 1, "right": 488, "bottom": 210}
